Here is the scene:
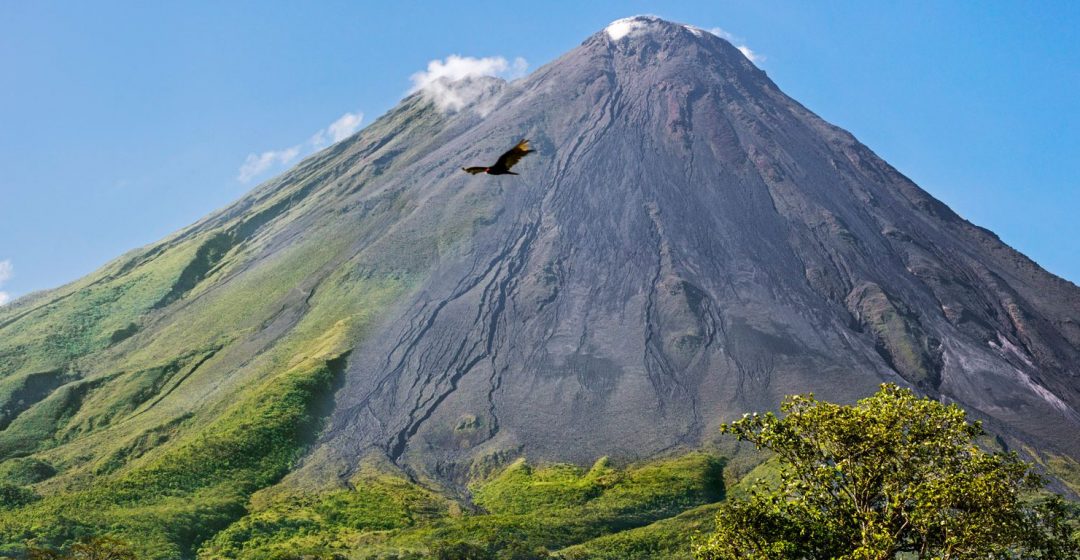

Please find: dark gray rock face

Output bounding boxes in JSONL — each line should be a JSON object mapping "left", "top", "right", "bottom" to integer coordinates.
{"left": 299, "top": 17, "right": 1080, "bottom": 483}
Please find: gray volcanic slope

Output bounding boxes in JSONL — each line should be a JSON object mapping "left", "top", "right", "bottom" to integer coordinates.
{"left": 309, "top": 17, "right": 1080, "bottom": 481}
{"left": 3, "top": 17, "right": 1077, "bottom": 491}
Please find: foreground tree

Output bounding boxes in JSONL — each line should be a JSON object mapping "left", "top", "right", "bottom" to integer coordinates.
{"left": 695, "top": 384, "right": 1079, "bottom": 559}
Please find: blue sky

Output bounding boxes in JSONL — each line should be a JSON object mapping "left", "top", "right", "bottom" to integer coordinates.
{"left": 1, "top": 1, "right": 1077, "bottom": 302}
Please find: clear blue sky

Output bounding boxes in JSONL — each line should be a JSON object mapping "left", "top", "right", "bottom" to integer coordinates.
{"left": 1, "top": 1, "right": 1078, "bottom": 301}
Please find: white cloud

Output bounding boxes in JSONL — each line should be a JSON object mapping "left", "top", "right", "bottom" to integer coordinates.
{"left": 606, "top": 17, "right": 651, "bottom": 40}
{"left": 737, "top": 45, "right": 764, "bottom": 63}
{"left": 0, "top": 259, "right": 12, "bottom": 306}
{"left": 325, "top": 111, "right": 364, "bottom": 143}
{"left": 237, "top": 146, "right": 301, "bottom": 182}
{"left": 409, "top": 55, "right": 528, "bottom": 112}
{"left": 310, "top": 111, "right": 365, "bottom": 148}
{"left": 707, "top": 27, "right": 765, "bottom": 65}
{"left": 238, "top": 110, "right": 365, "bottom": 183}
{"left": 707, "top": 27, "right": 738, "bottom": 42}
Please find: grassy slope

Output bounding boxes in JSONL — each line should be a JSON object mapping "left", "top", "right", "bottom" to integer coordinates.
{"left": 198, "top": 452, "right": 727, "bottom": 559}
{"left": 555, "top": 503, "right": 722, "bottom": 560}
{"left": 0, "top": 243, "right": 413, "bottom": 557}
{"left": 0, "top": 101, "right": 442, "bottom": 557}
{"left": 0, "top": 318, "right": 351, "bottom": 557}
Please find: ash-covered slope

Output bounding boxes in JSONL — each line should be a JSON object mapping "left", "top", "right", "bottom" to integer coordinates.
{"left": 1, "top": 17, "right": 1077, "bottom": 503}
{"left": 313, "top": 16, "right": 1080, "bottom": 482}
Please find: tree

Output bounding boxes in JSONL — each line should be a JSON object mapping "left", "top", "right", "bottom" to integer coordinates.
{"left": 430, "top": 540, "right": 494, "bottom": 560}
{"left": 695, "top": 384, "right": 1079, "bottom": 559}
{"left": 0, "top": 483, "right": 39, "bottom": 509}
{"left": 495, "top": 541, "right": 551, "bottom": 560}
{"left": 27, "top": 537, "right": 137, "bottom": 560}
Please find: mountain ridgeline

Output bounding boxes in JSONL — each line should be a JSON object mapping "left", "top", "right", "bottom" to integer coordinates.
{"left": 1, "top": 16, "right": 1078, "bottom": 558}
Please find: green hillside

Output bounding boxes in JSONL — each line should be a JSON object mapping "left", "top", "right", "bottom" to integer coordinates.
{"left": 0, "top": 100, "right": 445, "bottom": 556}
{"left": 0, "top": 99, "right": 740, "bottom": 557}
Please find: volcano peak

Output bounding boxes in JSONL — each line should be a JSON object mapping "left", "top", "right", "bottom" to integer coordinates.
{"left": 604, "top": 15, "right": 667, "bottom": 40}
{"left": 602, "top": 15, "right": 725, "bottom": 45}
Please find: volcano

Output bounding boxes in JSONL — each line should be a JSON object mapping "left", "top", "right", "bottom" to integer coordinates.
{"left": 1, "top": 15, "right": 1077, "bottom": 556}
{"left": 313, "top": 16, "right": 1080, "bottom": 477}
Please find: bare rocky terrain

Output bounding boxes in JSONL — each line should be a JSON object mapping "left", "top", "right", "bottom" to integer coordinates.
{"left": 309, "top": 17, "right": 1080, "bottom": 483}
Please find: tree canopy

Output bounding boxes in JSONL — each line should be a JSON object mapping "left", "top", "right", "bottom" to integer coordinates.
{"left": 695, "top": 384, "right": 1079, "bottom": 559}
{"left": 28, "top": 537, "right": 137, "bottom": 560}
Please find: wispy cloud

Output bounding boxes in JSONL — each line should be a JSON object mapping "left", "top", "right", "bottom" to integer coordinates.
{"left": 237, "top": 146, "right": 301, "bottom": 183}
{"left": 0, "top": 259, "right": 12, "bottom": 306}
{"left": 409, "top": 55, "right": 528, "bottom": 112}
{"left": 237, "top": 110, "right": 365, "bottom": 183}
{"left": 736, "top": 45, "right": 763, "bottom": 64}
{"left": 708, "top": 27, "right": 765, "bottom": 64}
{"left": 707, "top": 27, "right": 737, "bottom": 42}
{"left": 237, "top": 53, "right": 528, "bottom": 182}
{"left": 310, "top": 111, "right": 366, "bottom": 148}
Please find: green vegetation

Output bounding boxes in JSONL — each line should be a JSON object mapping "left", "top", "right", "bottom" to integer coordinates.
{"left": 7, "top": 371, "right": 1075, "bottom": 560}
{"left": 556, "top": 503, "right": 721, "bottom": 560}
{"left": 27, "top": 536, "right": 138, "bottom": 560}
{"left": 0, "top": 142, "right": 420, "bottom": 555}
{"left": 6, "top": 450, "right": 727, "bottom": 559}
{"left": 695, "top": 384, "right": 1080, "bottom": 559}
{"left": 845, "top": 283, "right": 940, "bottom": 389}
{"left": 198, "top": 453, "right": 725, "bottom": 559}
{"left": 0, "top": 350, "right": 348, "bottom": 558}
{"left": 0, "top": 457, "right": 56, "bottom": 485}
{"left": 1028, "top": 449, "right": 1080, "bottom": 497}
{"left": 199, "top": 467, "right": 451, "bottom": 559}
{"left": 0, "top": 240, "right": 199, "bottom": 376}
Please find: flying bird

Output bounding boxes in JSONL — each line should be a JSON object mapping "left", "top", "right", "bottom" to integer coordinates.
{"left": 462, "top": 139, "right": 534, "bottom": 175}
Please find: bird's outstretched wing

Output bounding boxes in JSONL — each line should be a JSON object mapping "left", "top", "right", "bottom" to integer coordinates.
{"left": 462, "top": 167, "right": 488, "bottom": 174}
{"left": 493, "top": 139, "right": 534, "bottom": 171}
